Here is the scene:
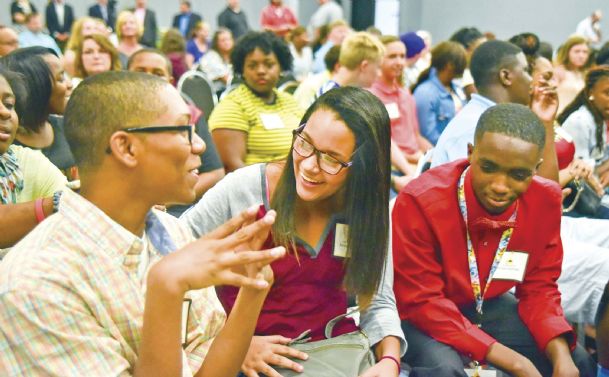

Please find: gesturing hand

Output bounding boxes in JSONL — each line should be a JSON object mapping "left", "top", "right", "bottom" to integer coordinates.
{"left": 530, "top": 79, "right": 559, "bottom": 126}
{"left": 153, "top": 206, "right": 285, "bottom": 294}
{"left": 241, "top": 335, "right": 308, "bottom": 377}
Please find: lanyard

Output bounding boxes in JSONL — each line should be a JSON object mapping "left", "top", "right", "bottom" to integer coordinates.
{"left": 457, "top": 167, "right": 517, "bottom": 325}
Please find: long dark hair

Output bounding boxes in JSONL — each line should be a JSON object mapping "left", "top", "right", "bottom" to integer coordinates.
{"left": 412, "top": 41, "right": 467, "bottom": 92}
{"left": 0, "top": 46, "right": 57, "bottom": 132}
{"left": 557, "top": 66, "right": 609, "bottom": 152}
{"left": 270, "top": 87, "right": 391, "bottom": 307}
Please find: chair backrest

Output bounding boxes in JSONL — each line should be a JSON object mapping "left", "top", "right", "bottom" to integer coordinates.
{"left": 177, "top": 71, "right": 218, "bottom": 121}
{"left": 219, "top": 82, "right": 241, "bottom": 101}
{"left": 278, "top": 80, "right": 300, "bottom": 95}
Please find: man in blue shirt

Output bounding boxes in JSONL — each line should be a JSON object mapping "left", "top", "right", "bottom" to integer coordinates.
{"left": 18, "top": 13, "right": 61, "bottom": 56}
{"left": 172, "top": 1, "right": 202, "bottom": 38}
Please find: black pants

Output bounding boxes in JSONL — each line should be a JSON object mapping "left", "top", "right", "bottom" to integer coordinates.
{"left": 402, "top": 294, "right": 596, "bottom": 377}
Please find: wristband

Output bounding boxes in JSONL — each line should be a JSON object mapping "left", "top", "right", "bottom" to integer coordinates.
{"left": 379, "top": 355, "right": 400, "bottom": 373}
{"left": 34, "top": 198, "right": 46, "bottom": 223}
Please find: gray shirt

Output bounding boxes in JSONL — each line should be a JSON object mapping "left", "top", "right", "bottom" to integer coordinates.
{"left": 181, "top": 163, "right": 407, "bottom": 355}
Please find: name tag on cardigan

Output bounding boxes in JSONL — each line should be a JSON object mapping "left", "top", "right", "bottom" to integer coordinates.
{"left": 493, "top": 251, "right": 529, "bottom": 282}
{"left": 385, "top": 103, "right": 400, "bottom": 119}
{"left": 333, "top": 223, "right": 350, "bottom": 258}
{"left": 260, "top": 113, "right": 285, "bottom": 130}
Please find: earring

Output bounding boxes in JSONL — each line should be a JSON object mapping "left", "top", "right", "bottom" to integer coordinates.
{"left": 589, "top": 95, "right": 595, "bottom": 101}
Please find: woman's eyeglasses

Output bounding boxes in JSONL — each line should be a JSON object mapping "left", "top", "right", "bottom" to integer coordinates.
{"left": 291, "top": 125, "right": 353, "bottom": 175}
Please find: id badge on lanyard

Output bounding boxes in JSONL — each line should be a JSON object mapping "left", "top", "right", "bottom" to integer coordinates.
{"left": 458, "top": 167, "right": 517, "bottom": 376}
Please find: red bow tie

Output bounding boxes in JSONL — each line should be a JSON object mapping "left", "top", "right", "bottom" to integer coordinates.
{"left": 470, "top": 217, "right": 517, "bottom": 230}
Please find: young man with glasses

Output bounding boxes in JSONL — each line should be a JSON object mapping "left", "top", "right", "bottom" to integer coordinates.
{"left": 0, "top": 71, "right": 286, "bottom": 375}
{"left": 127, "top": 48, "right": 225, "bottom": 217}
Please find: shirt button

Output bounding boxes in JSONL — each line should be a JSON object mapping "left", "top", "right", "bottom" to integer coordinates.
{"left": 483, "top": 241, "right": 488, "bottom": 246}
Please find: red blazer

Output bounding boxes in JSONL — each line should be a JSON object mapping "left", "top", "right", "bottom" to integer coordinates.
{"left": 392, "top": 159, "right": 574, "bottom": 361}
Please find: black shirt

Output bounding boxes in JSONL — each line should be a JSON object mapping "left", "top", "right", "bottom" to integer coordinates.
{"left": 217, "top": 7, "right": 249, "bottom": 40}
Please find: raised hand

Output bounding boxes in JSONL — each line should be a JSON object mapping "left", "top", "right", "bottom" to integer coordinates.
{"left": 530, "top": 78, "right": 558, "bottom": 126}
{"left": 152, "top": 206, "right": 285, "bottom": 295}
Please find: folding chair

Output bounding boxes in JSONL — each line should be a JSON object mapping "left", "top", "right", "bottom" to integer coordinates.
{"left": 177, "top": 71, "right": 218, "bottom": 121}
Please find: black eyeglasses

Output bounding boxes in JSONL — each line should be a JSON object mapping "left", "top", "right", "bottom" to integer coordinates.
{"left": 105, "top": 125, "right": 194, "bottom": 153}
{"left": 122, "top": 125, "right": 194, "bottom": 143}
{"left": 292, "top": 124, "right": 353, "bottom": 175}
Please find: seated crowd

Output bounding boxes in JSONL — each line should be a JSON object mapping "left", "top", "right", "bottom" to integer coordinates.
{"left": 2, "top": 1, "right": 609, "bottom": 377}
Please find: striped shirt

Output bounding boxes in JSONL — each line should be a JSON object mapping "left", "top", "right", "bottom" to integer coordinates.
{"left": 0, "top": 189, "right": 226, "bottom": 376}
{"left": 209, "top": 84, "right": 303, "bottom": 165}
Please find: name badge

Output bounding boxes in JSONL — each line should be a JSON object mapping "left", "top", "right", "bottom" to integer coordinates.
{"left": 333, "top": 223, "right": 350, "bottom": 258}
{"left": 385, "top": 103, "right": 400, "bottom": 120}
{"left": 181, "top": 298, "right": 192, "bottom": 346}
{"left": 464, "top": 368, "right": 498, "bottom": 377}
{"left": 260, "top": 113, "right": 285, "bottom": 130}
{"left": 493, "top": 251, "right": 529, "bottom": 282}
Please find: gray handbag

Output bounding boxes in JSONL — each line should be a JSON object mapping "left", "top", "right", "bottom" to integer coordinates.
{"left": 274, "top": 312, "right": 376, "bottom": 377}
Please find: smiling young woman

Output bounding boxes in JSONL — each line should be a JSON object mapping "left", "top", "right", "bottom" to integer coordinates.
{"left": 183, "top": 87, "right": 406, "bottom": 377}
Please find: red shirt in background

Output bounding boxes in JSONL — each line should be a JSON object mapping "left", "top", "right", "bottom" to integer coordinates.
{"left": 392, "top": 159, "right": 574, "bottom": 361}
{"left": 369, "top": 79, "right": 422, "bottom": 155}
{"left": 260, "top": 4, "right": 298, "bottom": 37}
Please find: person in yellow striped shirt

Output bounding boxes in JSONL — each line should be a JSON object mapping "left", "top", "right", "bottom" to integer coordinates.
{"left": 210, "top": 31, "right": 303, "bottom": 172}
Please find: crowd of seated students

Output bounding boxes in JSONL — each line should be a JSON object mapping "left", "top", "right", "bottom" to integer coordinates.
{"left": 3, "top": 1, "right": 609, "bottom": 376}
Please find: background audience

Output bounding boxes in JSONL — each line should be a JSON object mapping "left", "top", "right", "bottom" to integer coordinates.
{"left": 73, "top": 34, "right": 121, "bottom": 86}
{"left": 555, "top": 35, "right": 591, "bottom": 113}
{"left": 186, "top": 21, "right": 209, "bottom": 66}
{"left": 3, "top": 2, "right": 609, "bottom": 375}
{"left": 412, "top": 40, "right": 467, "bottom": 145}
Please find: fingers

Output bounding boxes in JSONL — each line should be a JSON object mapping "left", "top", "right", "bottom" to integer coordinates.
{"left": 204, "top": 205, "right": 259, "bottom": 240}
{"left": 221, "top": 210, "right": 277, "bottom": 251}
{"left": 272, "top": 344, "right": 309, "bottom": 361}
{"left": 216, "top": 270, "right": 272, "bottom": 290}
{"left": 264, "top": 335, "right": 292, "bottom": 345}
{"left": 258, "top": 364, "right": 283, "bottom": 377}
{"left": 267, "top": 352, "right": 304, "bottom": 373}
{"left": 562, "top": 188, "right": 572, "bottom": 200}
{"left": 221, "top": 247, "right": 286, "bottom": 270}
{"left": 242, "top": 210, "right": 277, "bottom": 251}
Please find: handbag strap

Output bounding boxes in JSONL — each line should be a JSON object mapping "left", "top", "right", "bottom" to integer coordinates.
{"left": 324, "top": 307, "right": 360, "bottom": 339}
{"left": 563, "top": 179, "right": 584, "bottom": 213}
{"left": 289, "top": 307, "right": 361, "bottom": 345}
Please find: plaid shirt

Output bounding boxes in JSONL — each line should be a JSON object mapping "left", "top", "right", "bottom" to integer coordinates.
{"left": 0, "top": 189, "right": 226, "bottom": 376}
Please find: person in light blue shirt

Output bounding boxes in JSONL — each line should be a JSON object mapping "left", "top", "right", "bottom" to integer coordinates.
{"left": 432, "top": 40, "right": 535, "bottom": 168}
{"left": 412, "top": 41, "right": 467, "bottom": 145}
{"left": 311, "top": 20, "right": 350, "bottom": 74}
{"left": 432, "top": 93, "right": 495, "bottom": 167}
{"left": 18, "top": 13, "right": 61, "bottom": 56}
